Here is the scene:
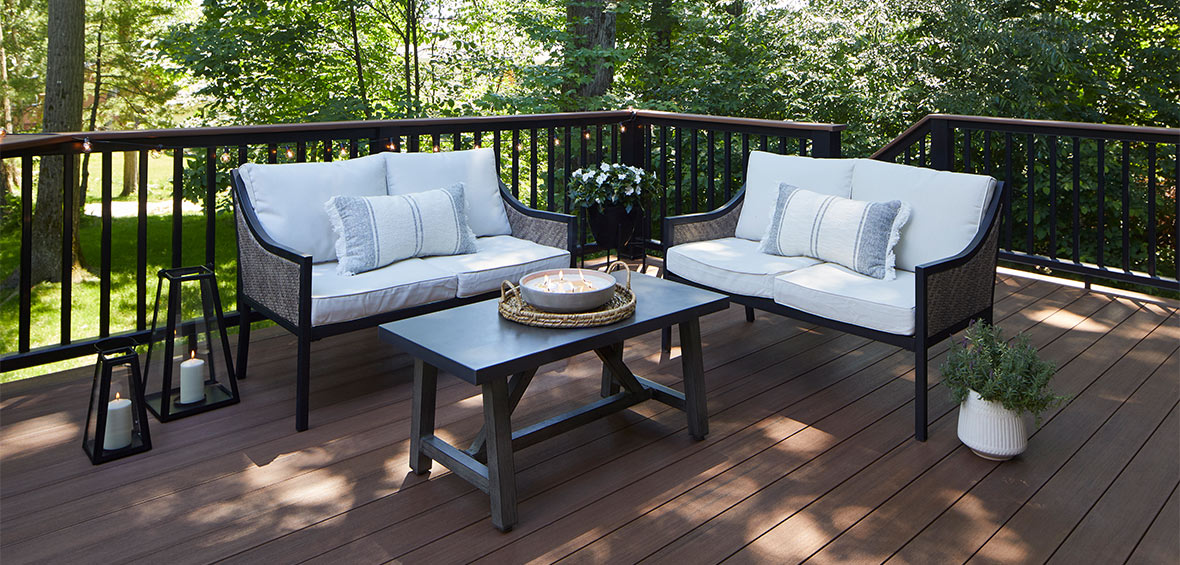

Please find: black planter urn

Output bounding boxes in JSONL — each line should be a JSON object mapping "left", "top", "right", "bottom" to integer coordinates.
{"left": 586, "top": 204, "right": 643, "bottom": 251}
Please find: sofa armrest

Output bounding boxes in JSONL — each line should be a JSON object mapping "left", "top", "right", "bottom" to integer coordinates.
{"left": 916, "top": 181, "right": 1006, "bottom": 339}
{"left": 663, "top": 190, "right": 745, "bottom": 250}
{"left": 232, "top": 170, "right": 311, "bottom": 328}
{"left": 499, "top": 183, "right": 577, "bottom": 252}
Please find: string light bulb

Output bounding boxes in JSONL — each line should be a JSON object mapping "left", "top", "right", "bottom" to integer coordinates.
{"left": 339, "top": 146, "right": 350, "bottom": 158}
{"left": 0, "top": 127, "right": 7, "bottom": 138}
{"left": 433, "top": 145, "right": 440, "bottom": 152}
{"left": 219, "top": 152, "right": 231, "bottom": 164}
{"left": 387, "top": 140, "right": 396, "bottom": 151}
{"left": 81, "top": 138, "right": 92, "bottom": 153}
{"left": 620, "top": 125, "right": 626, "bottom": 133}
{"left": 584, "top": 132, "right": 591, "bottom": 139}
{"left": 285, "top": 148, "right": 295, "bottom": 159}
{"left": 516, "top": 143, "right": 523, "bottom": 151}
{"left": 554, "top": 137, "right": 560, "bottom": 146}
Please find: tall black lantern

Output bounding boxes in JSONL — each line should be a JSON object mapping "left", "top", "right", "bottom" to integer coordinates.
{"left": 143, "top": 265, "right": 240, "bottom": 421}
{"left": 84, "top": 338, "right": 152, "bottom": 464}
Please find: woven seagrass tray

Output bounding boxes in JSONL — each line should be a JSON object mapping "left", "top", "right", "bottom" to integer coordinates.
{"left": 499, "top": 262, "right": 636, "bottom": 328}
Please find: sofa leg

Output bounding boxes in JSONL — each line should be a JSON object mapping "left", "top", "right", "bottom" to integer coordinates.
{"left": 296, "top": 331, "right": 311, "bottom": 432}
{"left": 236, "top": 302, "right": 251, "bottom": 381}
{"left": 914, "top": 341, "right": 928, "bottom": 442}
{"left": 745, "top": 306, "right": 755, "bottom": 323}
{"left": 661, "top": 326, "right": 672, "bottom": 352}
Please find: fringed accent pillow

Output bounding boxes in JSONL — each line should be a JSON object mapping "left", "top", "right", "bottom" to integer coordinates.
{"left": 325, "top": 182, "right": 478, "bottom": 276}
{"left": 759, "top": 183, "right": 911, "bottom": 280}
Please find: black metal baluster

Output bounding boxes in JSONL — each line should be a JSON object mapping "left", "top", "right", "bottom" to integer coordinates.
{"left": 919, "top": 135, "right": 927, "bottom": 167}
{"left": 778, "top": 136, "right": 787, "bottom": 154}
{"left": 674, "top": 127, "right": 683, "bottom": 215}
{"left": 494, "top": 130, "right": 501, "bottom": 172}
{"left": 137, "top": 150, "right": 148, "bottom": 331}
{"left": 563, "top": 127, "right": 572, "bottom": 213}
{"left": 322, "top": 140, "right": 332, "bottom": 162}
{"left": 431, "top": 133, "right": 441, "bottom": 152}
{"left": 659, "top": 126, "right": 668, "bottom": 224}
{"left": 984, "top": 131, "right": 992, "bottom": 176}
{"left": 798, "top": 137, "right": 806, "bottom": 156}
{"left": 19, "top": 156, "right": 32, "bottom": 351}
{"left": 348, "top": 138, "right": 358, "bottom": 158}
{"left": 474, "top": 130, "right": 482, "bottom": 149}
{"left": 1003, "top": 133, "right": 1013, "bottom": 251}
{"left": 1072, "top": 137, "right": 1081, "bottom": 263}
{"left": 611, "top": 124, "right": 619, "bottom": 163}
{"left": 546, "top": 127, "right": 555, "bottom": 211}
{"left": 61, "top": 154, "right": 74, "bottom": 344}
{"left": 512, "top": 129, "right": 520, "bottom": 199}
{"left": 296, "top": 141, "right": 306, "bottom": 162}
{"left": 905, "top": 146, "right": 911, "bottom": 165}
{"left": 723, "top": 132, "right": 732, "bottom": 200}
{"left": 1048, "top": 136, "right": 1058, "bottom": 260}
{"left": 690, "top": 129, "right": 698, "bottom": 212}
{"left": 595, "top": 124, "right": 603, "bottom": 163}
{"left": 173, "top": 149, "right": 184, "bottom": 269}
{"left": 963, "top": 129, "right": 972, "bottom": 173}
{"left": 1174, "top": 144, "right": 1179, "bottom": 281}
{"left": 1026, "top": 134, "right": 1035, "bottom": 254}
{"left": 741, "top": 133, "right": 750, "bottom": 181}
{"left": 1146, "top": 143, "right": 1157, "bottom": 277}
{"left": 1097, "top": 139, "right": 1106, "bottom": 268}
{"left": 205, "top": 147, "right": 216, "bottom": 267}
{"left": 530, "top": 128, "right": 538, "bottom": 209}
{"left": 267, "top": 144, "right": 277, "bottom": 164}
{"left": 579, "top": 126, "right": 588, "bottom": 168}
{"left": 453, "top": 132, "right": 462, "bottom": 151}
{"left": 706, "top": 130, "right": 715, "bottom": 210}
{"left": 100, "top": 152, "right": 112, "bottom": 338}
{"left": 1121, "top": 141, "right": 1131, "bottom": 271}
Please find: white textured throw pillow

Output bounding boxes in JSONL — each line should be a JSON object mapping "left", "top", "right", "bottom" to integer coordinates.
{"left": 325, "top": 183, "right": 478, "bottom": 276}
{"left": 759, "top": 183, "right": 911, "bottom": 280}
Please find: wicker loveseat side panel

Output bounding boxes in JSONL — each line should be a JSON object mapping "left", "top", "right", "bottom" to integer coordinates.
{"left": 235, "top": 206, "right": 303, "bottom": 325}
{"left": 923, "top": 214, "right": 1002, "bottom": 339}
{"left": 505, "top": 203, "right": 570, "bottom": 250}
{"left": 669, "top": 201, "right": 743, "bottom": 248}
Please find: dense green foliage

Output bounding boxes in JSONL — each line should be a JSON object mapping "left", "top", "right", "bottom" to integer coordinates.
{"left": 941, "top": 321, "right": 1064, "bottom": 425}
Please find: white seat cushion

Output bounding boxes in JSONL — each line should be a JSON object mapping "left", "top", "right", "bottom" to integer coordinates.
{"left": 310, "top": 259, "right": 458, "bottom": 326}
{"left": 666, "top": 237, "right": 820, "bottom": 298}
{"left": 420, "top": 235, "right": 570, "bottom": 298}
{"left": 735, "top": 152, "right": 855, "bottom": 241}
{"left": 850, "top": 159, "right": 996, "bottom": 271}
{"left": 773, "top": 263, "right": 916, "bottom": 335}
{"left": 383, "top": 148, "right": 513, "bottom": 237}
{"left": 238, "top": 154, "right": 388, "bottom": 262}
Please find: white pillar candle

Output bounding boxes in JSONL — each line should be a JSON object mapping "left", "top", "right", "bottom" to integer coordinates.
{"left": 103, "top": 393, "right": 133, "bottom": 451}
{"left": 180, "top": 351, "right": 206, "bottom": 404}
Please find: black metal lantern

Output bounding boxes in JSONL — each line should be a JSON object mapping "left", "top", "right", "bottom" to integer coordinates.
{"left": 84, "top": 338, "right": 152, "bottom": 464}
{"left": 142, "top": 265, "right": 240, "bottom": 421}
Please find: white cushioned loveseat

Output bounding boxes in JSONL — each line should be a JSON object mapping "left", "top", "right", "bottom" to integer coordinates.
{"left": 662, "top": 151, "right": 1005, "bottom": 441}
{"left": 231, "top": 148, "right": 575, "bottom": 431}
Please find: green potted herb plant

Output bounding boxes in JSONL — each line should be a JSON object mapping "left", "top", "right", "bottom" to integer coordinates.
{"left": 567, "top": 163, "right": 656, "bottom": 251}
{"left": 941, "top": 321, "right": 1063, "bottom": 460}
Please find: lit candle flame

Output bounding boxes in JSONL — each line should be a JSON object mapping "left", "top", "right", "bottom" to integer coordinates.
{"left": 115, "top": 392, "right": 121, "bottom": 400}
{"left": 190, "top": 350, "right": 196, "bottom": 360}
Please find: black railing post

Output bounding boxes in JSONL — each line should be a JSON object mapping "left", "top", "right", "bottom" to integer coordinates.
{"left": 810, "top": 130, "right": 841, "bottom": 158}
{"left": 929, "top": 118, "right": 952, "bottom": 171}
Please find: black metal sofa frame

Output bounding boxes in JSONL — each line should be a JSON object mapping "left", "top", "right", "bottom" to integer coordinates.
{"left": 231, "top": 169, "right": 577, "bottom": 431}
{"left": 660, "top": 182, "right": 1006, "bottom": 441}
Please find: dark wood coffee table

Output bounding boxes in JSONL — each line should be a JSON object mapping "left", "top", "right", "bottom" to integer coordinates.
{"left": 378, "top": 273, "right": 728, "bottom": 531}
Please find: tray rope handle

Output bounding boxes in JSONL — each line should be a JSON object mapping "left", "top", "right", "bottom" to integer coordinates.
{"left": 605, "top": 261, "right": 632, "bottom": 290}
{"left": 501, "top": 280, "right": 519, "bottom": 301}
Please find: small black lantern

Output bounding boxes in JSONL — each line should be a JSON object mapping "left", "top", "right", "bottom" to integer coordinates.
{"left": 84, "top": 338, "right": 152, "bottom": 464}
{"left": 142, "top": 265, "right": 240, "bottom": 421}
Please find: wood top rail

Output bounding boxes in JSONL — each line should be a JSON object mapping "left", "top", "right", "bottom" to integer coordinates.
{"left": 874, "top": 113, "right": 1180, "bottom": 160}
{"left": 0, "top": 110, "right": 845, "bottom": 156}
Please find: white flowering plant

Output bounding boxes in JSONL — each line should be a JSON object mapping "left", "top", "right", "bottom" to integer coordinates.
{"left": 567, "top": 162, "right": 656, "bottom": 213}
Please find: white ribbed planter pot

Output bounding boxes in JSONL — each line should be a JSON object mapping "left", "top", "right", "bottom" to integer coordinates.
{"left": 957, "top": 390, "right": 1027, "bottom": 461}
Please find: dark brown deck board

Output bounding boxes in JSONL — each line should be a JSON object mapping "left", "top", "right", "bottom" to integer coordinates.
{"left": 0, "top": 273, "right": 1176, "bottom": 565}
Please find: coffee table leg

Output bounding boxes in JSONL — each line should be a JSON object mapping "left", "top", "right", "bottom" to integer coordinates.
{"left": 483, "top": 377, "right": 518, "bottom": 532}
{"left": 600, "top": 341, "right": 622, "bottom": 397}
{"left": 410, "top": 359, "right": 437, "bottom": 474}
{"left": 679, "top": 318, "right": 709, "bottom": 440}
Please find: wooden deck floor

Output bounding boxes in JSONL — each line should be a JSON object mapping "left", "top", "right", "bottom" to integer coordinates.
{"left": 1, "top": 271, "right": 1177, "bottom": 564}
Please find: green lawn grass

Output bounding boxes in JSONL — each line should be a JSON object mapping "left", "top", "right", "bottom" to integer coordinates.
{"left": 1, "top": 210, "right": 239, "bottom": 382}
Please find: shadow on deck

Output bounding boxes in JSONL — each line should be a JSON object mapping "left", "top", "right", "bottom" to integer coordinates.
{"left": 1, "top": 268, "right": 1177, "bottom": 564}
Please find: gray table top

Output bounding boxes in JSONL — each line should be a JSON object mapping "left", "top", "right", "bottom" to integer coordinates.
{"left": 379, "top": 273, "right": 728, "bottom": 384}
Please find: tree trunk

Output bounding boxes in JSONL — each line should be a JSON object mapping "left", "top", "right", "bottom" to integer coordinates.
{"left": 118, "top": 150, "right": 136, "bottom": 197}
{"left": 566, "top": 0, "right": 616, "bottom": 105}
{"left": 348, "top": 2, "right": 371, "bottom": 120}
{"left": 29, "top": 0, "right": 85, "bottom": 284}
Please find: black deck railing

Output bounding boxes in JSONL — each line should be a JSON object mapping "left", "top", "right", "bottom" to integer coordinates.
{"left": 0, "top": 110, "right": 844, "bottom": 371}
{"left": 874, "top": 114, "right": 1179, "bottom": 292}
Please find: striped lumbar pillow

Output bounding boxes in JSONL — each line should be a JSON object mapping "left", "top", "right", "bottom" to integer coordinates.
{"left": 759, "top": 183, "right": 911, "bottom": 280}
{"left": 325, "top": 182, "right": 478, "bottom": 275}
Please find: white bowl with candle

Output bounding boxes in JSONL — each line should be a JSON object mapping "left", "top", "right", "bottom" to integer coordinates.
{"left": 519, "top": 268, "right": 617, "bottom": 313}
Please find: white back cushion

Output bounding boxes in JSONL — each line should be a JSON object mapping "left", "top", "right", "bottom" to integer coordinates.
{"left": 850, "top": 159, "right": 996, "bottom": 271}
{"left": 238, "top": 153, "right": 388, "bottom": 262}
{"left": 735, "top": 152, "right": 854, "bottom": 240}
{"left": 383, "top": 148, "right": 512, "bottom": 237}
